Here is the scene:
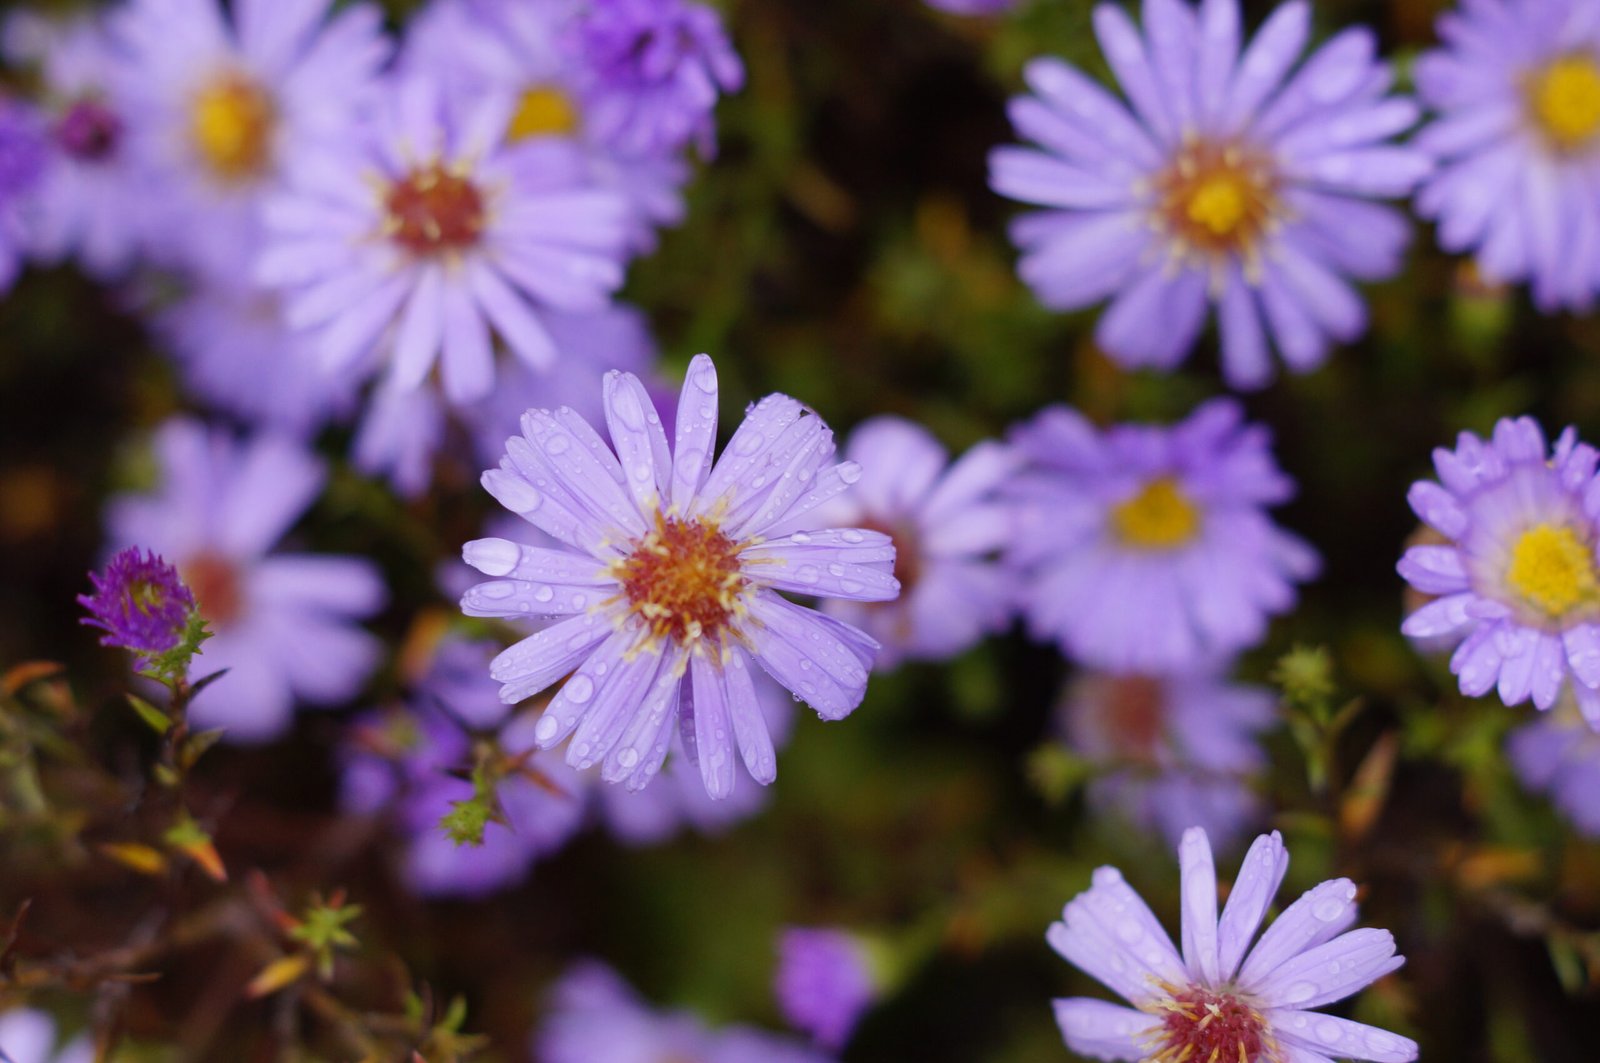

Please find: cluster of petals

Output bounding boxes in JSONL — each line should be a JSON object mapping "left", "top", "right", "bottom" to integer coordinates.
{"left": 78, "top": 546, "right": 197, "bottom": 669}
{"left": 774, "top": 927, "right": 879, "bottom": 1052}
{"left": 1051, "top": 827, "right": 1416, "bottom": 1063}
{"left": 1507, "top": 700, "right": 1600, "bottom": 836}
{"left": 1398, "top": 416, "right": 1600, "bottom": 725}
{"left": 991, "top": 0, "right": 1430, "bottom": 388}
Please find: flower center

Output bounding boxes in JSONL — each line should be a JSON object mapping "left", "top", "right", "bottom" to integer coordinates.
{"left": 862, "top": 518, "right": 920, "bottom": 592}
{"left": 1098, "top": 675, "right": 1167, "bottom": 761}
{"left": 1149, "top": 985, "right": 1274, "bottom": 1063}
{"left": 1505, "top": 522, "right": 1599, "bottom": 620}
{"left": 1528, "top": 55, "right": 1600, "bottom": 151}
{"left": 188, "top": 73, "right": 275, "bottom": 181}
{"left": 383, "top": 164, "right": 487, "bottom": 256}
{"left": 56, "top": 98, "right": 122, "bottom": 162}
{"left": 1153, "top": 140, "right": 1278, "bottom": 256}
{"left": 181, "top": 552, "right": 244, "bottom": 629}
{"left": 508, "top": 85, "right": 580, "bottom": 141}
{"left": 613, "top": 514, "right": 745, "bottom": 646}
{"left": 1111, "top": 477, "right": 1201, "bottom": 550}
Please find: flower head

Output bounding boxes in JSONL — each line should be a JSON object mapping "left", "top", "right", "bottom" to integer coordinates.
{"left": 1507, "top": 696, "right": 1600, "bottom": 836}
{"left": 462, "top": 354, "right": 898, "bottom": 799}
{"left": 1398, "top": 416, "right": 1600, "bottom": 727}
{"left": 990, "top": 0, "right": 1429, "bottom": 387}
{"left": 1050, "top": 828, "right": 1417, "bottom": 1063}
{"left": 1007, "top": 400, "right": 1316, "bottom": 672}
{"left": 78, "top": 547, "right": 201, "bottom": 674}
{"left": 1414, "top": 0, "right": 1600, "bottom": 310}
{"left": 775, "top": 927, "right": 879, "bottom": 1051}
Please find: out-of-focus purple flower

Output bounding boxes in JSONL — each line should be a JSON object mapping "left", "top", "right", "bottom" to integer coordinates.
{"left": 1050, "top": 828, "right": 1417, "bottom": 1063}
{"left": 0, "top": 95, "right": 47, "bottom": 293}
{"left": 990, "top": 0, "right": 1430, "bottom": 388}
{"left": 258, "top": 76, "right": 631, "bottom": 409}
{"left": 926, "top": 0, "right": 1018, "bottom": 14}
{"left": 1007, "top": 400, "right": 1316, "bottom": 672}
{"left": 78, "top": 547, "right": 198, "bottom": 670}
{"left": 775, "top": 928, "right": 878, "bottom": 1051}
{"left": 572, "top": 0, "right": 745, "bottom": 158}
{"left": 1398, "top": 416, "right": 1600, "bottom": 727}
{"left": 107, "top": 419, "right": 385, "bottom": 742}
{"left": 536, "top": 962, "right": 835, "bottom": 1063}
{"left": 1414, "top": 0, "right": 1600, "bottom": 311}
{"left": 0, "top": 1009, "right": 91, "bottom": 1063}
{"left": 3, "top": 13, "right": 151, "bottom": 278}
{"left": 1059, "top": 669, "right": 1273, "bottom": 850}
{"left": 818, "top": 416, "right": 1018, "bottom": 670}
{"left": 462, "top": 354, "right": 898, "bottom": 799}
{"left": 1508, "top": 698, "right": 1600, "bottom": 835}
{"left": 111, "top": 0, "right": 392, "bottom": 278}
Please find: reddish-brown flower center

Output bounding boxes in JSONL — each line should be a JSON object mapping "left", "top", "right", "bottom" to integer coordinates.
{"left": 1151, "top": 986, "right": 1274, "bottom": 1063}
{"left": 180, "top": 552, "right": 244, "bottom": 628}
{"left": 383, "top": 164, "right": 487, "bottom": 256}
{"left": 1098, "top": 674, "right": 1167, "bottom": 762}
{"left": 613, "top": 514, "right": 745, "bottom": 646}
{"left": 862, "top": 517, "right": 920, "bottom": 592}
{"left": 1152, "top": 139, "right": 1279, "bottom": 259}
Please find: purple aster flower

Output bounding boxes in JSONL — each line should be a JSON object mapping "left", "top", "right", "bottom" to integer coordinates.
{"left": 461, "top": 354, "right": 899, "bottom": 798}
{"left": 1507, "top": 699, "right": 1600, "bottom": 835}
{"left": 0, "top": 94, "right": 47, "bottom": 293}
{"left": 536, "top": 961, "right": 834, "bottom": 1063}
{"left": 79, "top": 547, "right": 198, "bottom": 670}
{"left": 1398, "top": 416, "right": 1600, "bottom": 727}
{"left": 1050, "top": 828, "right": 1417, "bottom": 1063}
{"left": 111, "top": 0, "right": 392, "bottom": 279}
{"left": 1007, "top": 400, "right": 1317, "bottom": 672}
{"left": 2, "top": 13, "right": 152, "bottom": 278}
{"left": 107, "top": 419, "right": 385, "bottom": 742}
{"left": 258, "top": 75, "right": 631, "bottom": 408}
{"left": 775, "top": 928, "right": 879, "bottom": 1051}
{"left": 0, "top": 1009, "right": 90, "bottom": 1063}
{"left": 572, "top": 0, "right": 745, "bottom": 158}
{"left": 990, "top": 0, "right": 1430, "bottom": 388}
{"left": 818, "top": 416, "right": 1019, "bottom": 670}
{"left": 1414, "top": 0, "right": 1600, "bottom": 311}
{"left": 1059, "top": 668, "right": 1274, "bottom": 850}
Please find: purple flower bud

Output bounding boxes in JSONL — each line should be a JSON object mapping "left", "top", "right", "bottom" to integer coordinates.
{"left": 78, "top": 547, "right": 197, "bottom": 668}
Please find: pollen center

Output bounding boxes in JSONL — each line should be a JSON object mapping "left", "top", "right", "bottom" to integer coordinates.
{"left": 1112, "top": 477, "right": 1202, "bottom": 550}
{"left": 614, "top": 514, "right": 745, "bottom": 646}
{"left": 508, "top": 85, "right": 580, "bottom": 141}
{"left": 1505, "top": 522, "right": 1599, "bottom": 619}
{"left": 384, "top": 164, "right": 487, "bottom": 255}
{"left": 1529, "top": 55, "right": 1600, "bottom": 151}
{"left": 181, "top": 552, "right": 244, "bottom": 629}
{"left": 189, "top": 73, "right": 275, "bottom": 182}
{"left": 1150, "top": 985, "right": 1273, "bottom": 1063}
{"left": 1100, "top": 675, "right": 1167, "bottom": 761}
{"left": 1153, "top": 140, "right": 1278, "bottom": 256}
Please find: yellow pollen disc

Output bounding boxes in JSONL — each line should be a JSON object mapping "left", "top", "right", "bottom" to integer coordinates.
{"left": 1154, "top": 139, "right": 1278, "bottom": 257}
{"left": 612, "top": 513, "right": 746, "bottom": 647}
{"left": 189, "top": 73, "right": 275, "bottom": 181}
{"left": 1111, "top": 477, "right": 1201, "bottom": 550}
{"left": 508, "top": 85, "right": 580, "bottom": 141}
{"left": 1505, "top": 523, "right": 1599, "bottom": 618}
{"left": 1529, "top": 55, "right": 1600, "bottom": 151}
{"left": 1186, "top": 174, "right": 1250, "bottom": 237}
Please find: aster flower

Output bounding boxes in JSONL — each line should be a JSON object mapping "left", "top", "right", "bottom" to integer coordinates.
{"left": 258, "top": 75, "right": 632, "bottom": 407}
{"left": 111, "top": 0, "right": 392, "bottom": 278}
{"left": 79, "top": 547, "right": 201, "bottom": 675}
{"left": 775, "top": 928, "right": 879, "bottom": 1051}
{"left": 990, "top": 0, "right": 1430, "bottom": 387}
{"left": 461, "top": 354, "right": 899, "bottom": 798}
{"left": 1007, "top": 400, "right": 1317, "bottom": 672}
{"left": 1050, "top": 828, "right": 1417, "bottom": 1063}
{"left": 0, "top": 1009, "right": 90, "bottom": 1063}
{"left": 819, "top": 416, "right": 1019, "bottom": 670}
{"left": 1059, "top": 668, "right": 1274, "bottom": 850}
{"left": 572, "top": 0, "right": 745, "bottom": 158}
{"left": 1397, "top": 416, "right": 1600, "bottom": 727}
{"left": 1414, "top": 0, "right": 1600, "bottom": 311}
{"left": 1507, "top": 696, "right": 1600, "bottom": 836}
{"left": 0, "top": 95, "right": 47, "bottom": 293}
{"left": 107, "top": 418, "right": 385, "bottom": 742}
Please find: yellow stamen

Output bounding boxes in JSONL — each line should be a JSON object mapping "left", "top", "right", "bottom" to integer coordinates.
{"left": 1505, "top": 522, "right": 1600, "bottom": 619}
{"left": 1186, "top": 174, "right": 1250, "bottom": 237}
{"left": 508, "top": 85, "right": 580, "bottom": 141}
{"left": 1111, "top": 477, "right": 1202, "bottom": 550}
{"left": 1529, "top": 55, "right": 1600, "bottom": 151}
{"left": 189, "top": 73, "right": 275, "bottom": 181}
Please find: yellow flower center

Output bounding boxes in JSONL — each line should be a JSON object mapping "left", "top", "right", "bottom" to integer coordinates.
{"left": 507, "top": 85, "right": 581, "bottom": 141}
{"left": 1505, "top": 523, "right": 1600, "bottom": 619}
{"left": 1185, "top": 174, "right": 1250, "bottom": 237}
{"left": 189, "top": 73, "right": 275, "bottom": 182}
{"left": 612, "top": 513, "right": 746, "bottom": 647}
{"left": 1111, "top": 477, "right": 1201, "bottom": 550}
{"left": 1153, "top": 139, "right": 1278, "bottom": 257}
{"left": 1528, "top": 55, "right": 1600, "bottom": 151}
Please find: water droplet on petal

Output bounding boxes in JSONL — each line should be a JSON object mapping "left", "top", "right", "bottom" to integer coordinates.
{"left": 566, "top": 675, "right": 595, "bottom": 703}
{"left": 734, "top": 430, "right": 764, "bottom": 455}
{"left": 790, "top": 531, "right": 812, "bottom": 545}
{"left": 534, "top": 715, "right": 559, "bottom": 742}
{"left": 618, "top": 747, "right": 640, "bottom": 768}
{"left": 841, "top": 529, "right": 864, "bottom": 543}
{"left": 533, "top": 585, "right": 555, "bottom": 603}
{"left": 1283, "top": 981, "right": 1317, "bottom": 1005}
{"left": 837, "top": 462, "right": 862, "bottom": 484}
{"left": 546, "top": 434, "right": 571, "bottom": 455}
{"left": 794, "top": 564, "right": 820, "bottom": 584}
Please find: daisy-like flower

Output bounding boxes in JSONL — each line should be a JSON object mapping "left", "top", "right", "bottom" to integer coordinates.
{"left": 461, "top": 354, "right": 899, "bottom": 798}
{"left": 0, "top": 1009, "right": 90, "bottom": 1063}
{"left": 1414, "top": 0, "right": 1600, "bottom": 311}
{"left": 990, "top": 0, "right": 1430, "bottom": 388}
{"left": 1397, "top": 416, "right": 1600, "bottom": 727}
{"left": 0, "top": 94, "right": 47, "bottom": 293}
{"left": 107, "top": 418, "right": 385, "bottom": 742}
{"left": 775, "top": 927, "right": 880, "bottom": 1051}
{"left": 1507, "top": 696, "right": 1600, "bottom": 835}
{"left": 1060, "top": 668, "right": 1274, "bottom": 850}
{"left": 1007, "top": 400, "right": 1317, "bottom": 672}
{"left": 818, "top": 417, "right": 1018, "bottom": 669}
{"left": 111, "top": 0, "right": 392, "bottom": 278}
{"left": 259, "top": 76, "right": 632, "bottom": 407}
{"left": 78, "top": 547, "right": 198, "bottom": 671}
{"left": 1050, "top": 828, "right": 1417, "bottom": 1063}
